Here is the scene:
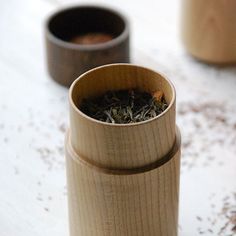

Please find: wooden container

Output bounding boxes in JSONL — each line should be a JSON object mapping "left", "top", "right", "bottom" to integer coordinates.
{"left": 181, "top": 0, "right": 236, "bottom": 64}
{"left": 45, "top": 6, "right": 130, "bottom": 87}
{"left": 65, "top": 64, "right": 181, "bottom": 236}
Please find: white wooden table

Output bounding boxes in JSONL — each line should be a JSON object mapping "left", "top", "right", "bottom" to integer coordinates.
{"left": 0, "top": 0, "right": 236, "bottom": 235}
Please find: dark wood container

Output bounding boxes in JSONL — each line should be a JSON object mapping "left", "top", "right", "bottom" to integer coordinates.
{"left": 45, "top": 6, "right": 130, "bottom": 87}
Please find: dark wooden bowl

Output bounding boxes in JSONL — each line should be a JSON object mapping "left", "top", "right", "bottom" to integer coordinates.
{"left": 45, "top": 5, "right": 130, "bottom": 87}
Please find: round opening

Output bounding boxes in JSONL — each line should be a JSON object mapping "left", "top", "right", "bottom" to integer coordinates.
{"left": 47, "top": 6, "right": 127, "bottom": 47}
{"left": 70, "top": 64, "right": 176, "bottom": 126}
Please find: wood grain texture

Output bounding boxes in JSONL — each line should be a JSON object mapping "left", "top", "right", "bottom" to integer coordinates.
{"left": 66, "top": 64, "right": 180, "bottom": 235}
{"left": 69, "top": 64, "right": 176, "bottom": 169}
{"left": 45, "top": 6, "right": 130, "bottom": 87}
{"left": 65, "top": 130, "right": 181, "bottom": 236}
{"left": 181, "top": 0, "right": 236, "bottom": 64}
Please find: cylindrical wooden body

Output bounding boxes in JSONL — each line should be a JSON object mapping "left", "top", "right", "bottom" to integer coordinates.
{"left": 45, "top": 6, "right": 130, "bottom": 87}
{"left": 66, "top": 130, "right": 181, "bottom": 236}
{"left": 181, "top": 0, "right": 236, "bottom": 64}
{"left": 66, "top": 64, "right": 181, "bottom": 236}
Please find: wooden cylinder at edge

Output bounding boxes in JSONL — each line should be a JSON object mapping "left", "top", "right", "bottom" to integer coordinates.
{"left": 65, "top": 64, "right": 181, "bottom": 236}
{"left": 181, "top": 0, "right": 236, "bottom": 64}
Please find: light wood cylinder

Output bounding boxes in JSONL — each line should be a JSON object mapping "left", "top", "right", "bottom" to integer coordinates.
{"left": 66, "top": 64, "right": 181, "bottom": 236}
{"left": 181, "top": 0, "right": 236, "bottom": 64}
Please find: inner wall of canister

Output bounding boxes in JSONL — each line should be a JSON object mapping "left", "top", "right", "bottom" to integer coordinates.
{"left": 48, "top": 7, "right": 126, "bottom": 41}
{"left": 71, "top": 64, "right": 175, "bottom": 115}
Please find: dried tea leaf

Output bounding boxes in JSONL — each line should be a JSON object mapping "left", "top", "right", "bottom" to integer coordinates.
{"left": 153, "top": 90, "right": 164, "bottom": 102}
{"left": 79, "top": 89, "right": 168, "bottom": 124}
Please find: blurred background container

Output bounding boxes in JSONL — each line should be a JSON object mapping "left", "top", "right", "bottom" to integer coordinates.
{"left": 181, "top": 0, "right": 236, "bottom": 64}
{"left": 45, "top": 5, "right": 130, "bottom": 87}
{"left": 0, "top": 1, "right": 236, "bottom": 236}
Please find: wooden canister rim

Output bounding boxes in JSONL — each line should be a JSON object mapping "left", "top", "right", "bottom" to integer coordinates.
{"left": 45, "top": 5, "right": 129, "bottom": 51}
{"left": 65, "top": 127, "right": 181, "bottom": 176}
{"left": 69, "top": 63, "right": 176, "bottom": 128}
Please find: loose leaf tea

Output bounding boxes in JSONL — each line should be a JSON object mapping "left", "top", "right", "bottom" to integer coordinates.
{"left": 70, "top": 33, "right": 113, "bottom": 45}
{"left": 80, "top": 89, "right": 168, "bottom": 124}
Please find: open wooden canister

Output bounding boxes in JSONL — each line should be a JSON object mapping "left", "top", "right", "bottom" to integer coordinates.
{"left": 45, "top": 6, "right": 130, "bottom": 87}
{"left": 65, "top": 64, "right": 181, "bottom": 236}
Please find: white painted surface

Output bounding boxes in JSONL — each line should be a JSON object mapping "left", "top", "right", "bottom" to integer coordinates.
{"left": 0, "top": 0, "right": 235, "bottom": 235}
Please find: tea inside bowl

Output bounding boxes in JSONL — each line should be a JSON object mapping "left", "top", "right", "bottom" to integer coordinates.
{"left": 70, "top": 32, "right": 113, "bottom": 45}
